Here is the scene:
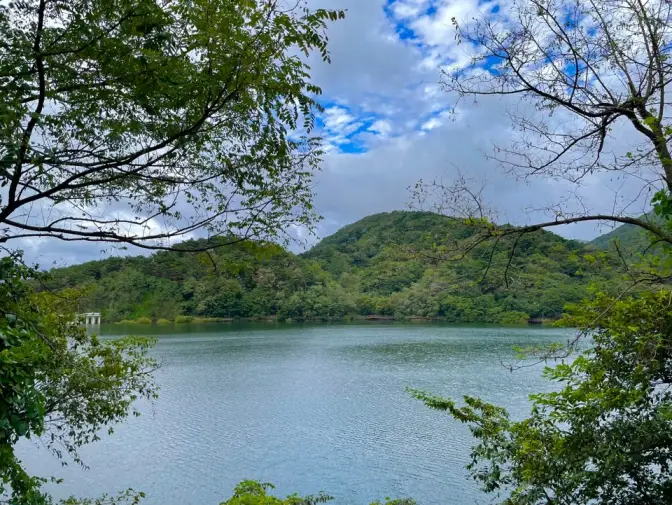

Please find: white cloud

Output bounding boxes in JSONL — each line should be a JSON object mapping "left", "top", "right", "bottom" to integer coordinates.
{"left": 421, "top": 116, "right": 442, "bottom": 130}
{"left": 410, "top": 0, "right": 481, "bottom": 47}
{"left": 392, "top": 0, "right": 429, "bottom": 20}
{"left": 323, "top": 106, "right": 356, "bottom": 131}
{"left": 369, "top": 119, "right": 393, "bottom": 136}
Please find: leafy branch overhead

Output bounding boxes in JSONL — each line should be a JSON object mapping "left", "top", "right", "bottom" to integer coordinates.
{"left": 0, "top": 0, "right": 344, "bottom": 251}
{"left": 410, "top": 0, "right": 672, "bottom": 255}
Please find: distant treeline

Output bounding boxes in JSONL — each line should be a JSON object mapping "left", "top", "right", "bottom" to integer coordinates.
{"left": 44, "top": 212, "right": 626, "bottom": 324}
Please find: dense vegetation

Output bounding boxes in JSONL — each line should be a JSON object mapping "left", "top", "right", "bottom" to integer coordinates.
{"left": 589, "top": 213, "right": 664, "bottom": 254}
{"left": 45, "top": 211, "right": 624, "bottom": 324}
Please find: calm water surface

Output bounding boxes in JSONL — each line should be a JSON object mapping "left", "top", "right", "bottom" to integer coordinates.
{"left": 19, "top": 323, "right": 571, "bottom": 505}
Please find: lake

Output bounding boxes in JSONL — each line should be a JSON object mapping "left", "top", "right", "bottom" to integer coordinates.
{"left": 18, "top": 323, "right": 572, "bottom": 505}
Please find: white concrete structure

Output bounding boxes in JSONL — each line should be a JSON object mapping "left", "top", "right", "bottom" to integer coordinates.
{"left": 80, "top": 312, "right": 101, "bottom": 325}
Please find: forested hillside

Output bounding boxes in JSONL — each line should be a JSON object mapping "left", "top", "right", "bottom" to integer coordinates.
{"left": 45, "top": 211, "right": 622, "bottom": 324}
{"left": 589, "top": 213, "right": 663, "bottom": 254}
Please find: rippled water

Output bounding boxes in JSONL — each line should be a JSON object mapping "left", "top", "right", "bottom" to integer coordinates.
{"left": 18, "top": 323, "right": 570, "bottom": 505}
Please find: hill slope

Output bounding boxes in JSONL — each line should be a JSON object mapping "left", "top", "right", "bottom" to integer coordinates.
{"left": 45, "top": 211, "right": 621, "bottom": 323}
{"left": 590, "top": 213, "right": 664, "bottom": 253}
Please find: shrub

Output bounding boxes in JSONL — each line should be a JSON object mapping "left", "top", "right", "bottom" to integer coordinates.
{"left": 219, "top": 481, "right": 414, "bottom": 505}
{"left": 175, "top": 315, "right": 193, "bottom": 323}
{"left": 156, "top": 318, "right": 172, "bottom": 324}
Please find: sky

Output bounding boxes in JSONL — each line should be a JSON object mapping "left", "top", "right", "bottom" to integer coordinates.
{"left": 298, "top": 0, "right": 655, "bottom": 241}
{"left": 17, "top": 0, "right": 658, "bottom": 267}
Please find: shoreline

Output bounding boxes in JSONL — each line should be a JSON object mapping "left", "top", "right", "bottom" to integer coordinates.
{"left": 111, "top": 315, "right": 558, "bottom": 326}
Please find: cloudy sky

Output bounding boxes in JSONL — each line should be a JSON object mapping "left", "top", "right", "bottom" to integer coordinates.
{"left": 20, "top": 0, "right": 657, "bottom": 267}
{"left": 301, "top": 0, "right": 654, "bottom": 238}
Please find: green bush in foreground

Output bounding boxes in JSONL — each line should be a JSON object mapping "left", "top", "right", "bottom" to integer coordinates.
{"left": 217, "top": 481, "right": 415, "bottom": 505}
{"left": 59, "top": 481, "right": 415, "bottom": 505}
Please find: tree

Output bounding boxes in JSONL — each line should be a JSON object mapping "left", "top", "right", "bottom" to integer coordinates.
{"left": 56, "top": 480, "right": 415, "bottom": 505}
{"left": 0, "top": 0, "right": 344, "bottom": 251}
{"left": 409, "top": 0, "right": 672, "bottom": 503}
{"left": 412, "top": 290, "right": 672, "bottom": 505}
{"left": 0, "top": 1, "right": 344, "bottom": 502}
{"left": 199, "top": 480, "right": 413, "bottom": 505}
{"left": 413, "top": 0, "right": 672, "bottom": 253}
{"left": 1, "top": 253, "right": 158, "bottom": 504}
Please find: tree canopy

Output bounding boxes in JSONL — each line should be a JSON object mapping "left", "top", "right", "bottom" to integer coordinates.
{"left": 0, "top": 0, "right": 344, "bottom": 251}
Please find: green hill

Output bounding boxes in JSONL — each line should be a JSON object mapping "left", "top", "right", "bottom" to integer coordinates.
{"left": 590, "top": 213, "right": 663, "bottom": 254}
{"left": 43, "top": 211, "right": 622, "bottom": 324}
{"left": 302, "top": 212, "right": 474, "bottom": 276}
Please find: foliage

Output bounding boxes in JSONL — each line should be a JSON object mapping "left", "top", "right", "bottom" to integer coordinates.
{"left": 58, "top": 489, "right": 145, "bottom": 505}
{"left": 43, "top": 212, "right": 627, "bottom": 324}
{"left": 0, "top": 0, "right": 344, "bottom": 249}
{"left": 0, "top": 254, "right": 48, "bottom": 504}
{"left": 213, "top": 480, "right": 414, "bottom": 505}
{"left": 277, "top": 283, "right": 356, "bottom": 321}
{"left": 411, "top": 290, "right": 672, "bottom": 505}
{"left": 498, "top": 311, "right": 530, "bottom": 325}
{"left": 53, "top": 480, "right": 416, "bottom": 505}
{"left": 218, "top": 481, "right": 332, "bottom": 505}
{"left": 0, "top": 254, "right": 158, "bottom": 504}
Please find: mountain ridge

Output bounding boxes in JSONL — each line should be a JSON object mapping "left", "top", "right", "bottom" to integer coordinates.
{"left": 43, "top": 211, "right": 624, "bottom": 324}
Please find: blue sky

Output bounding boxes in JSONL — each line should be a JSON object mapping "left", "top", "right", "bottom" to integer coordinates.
{"left": 312, "top": 0, "right": 500, "bottom": 156}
